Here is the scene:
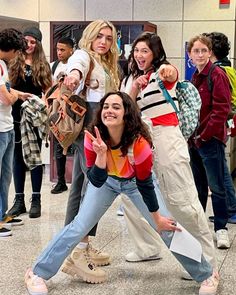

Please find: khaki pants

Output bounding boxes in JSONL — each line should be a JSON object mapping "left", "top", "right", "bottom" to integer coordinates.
{"left": 122, "top": 194, "right": 164, "bottom": 258}
{"left": 152, "top": 125, "right": 217, "bottom": 270}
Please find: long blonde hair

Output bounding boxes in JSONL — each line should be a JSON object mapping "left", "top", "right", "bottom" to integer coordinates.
{"left": 9, "top": 40, "right": 52, "bottom": 92}
{"left": 79, "top": 19, "right": 120, "bottom": 90}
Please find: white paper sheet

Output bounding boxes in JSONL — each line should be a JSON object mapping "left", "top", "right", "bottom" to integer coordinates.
{"left": 169, "top": 222, "right": 202, "bottom": 262}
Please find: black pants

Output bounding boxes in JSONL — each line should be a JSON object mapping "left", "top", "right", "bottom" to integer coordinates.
{"left": 13, "top": 127, "right": 43, "bottom": 194}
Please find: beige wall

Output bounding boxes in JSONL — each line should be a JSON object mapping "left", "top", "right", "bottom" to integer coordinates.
{"left": 1, "top": 0, "right": 236, "bottom": 165}
{"left": 0, "top": 0, "right": 235, "bottom": 77}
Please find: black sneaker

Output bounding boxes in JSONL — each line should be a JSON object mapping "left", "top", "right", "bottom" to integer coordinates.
{"left": 0, "top": 226, "right": 12, "bottom": 237}
{"left": 51, "top": 182, "right": 68, "bottom": 194}
{"left": 3, "top": 215, "right": 24, "bottom": 226}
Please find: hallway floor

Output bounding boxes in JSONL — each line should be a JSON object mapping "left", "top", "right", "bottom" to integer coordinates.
{"left": 1, "top": 166, "right": 236, "bottom": 295}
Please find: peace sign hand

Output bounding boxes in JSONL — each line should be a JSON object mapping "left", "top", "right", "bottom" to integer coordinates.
{"left": 85, "top": 126, "right": 107, "bottom": 156}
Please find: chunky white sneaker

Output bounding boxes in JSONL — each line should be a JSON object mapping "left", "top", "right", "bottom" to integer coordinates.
{"left": 216, "top": 229, "right": 230, "bottom": 249}
{"left": 87, "top": 243, "right": 111, "bottom": 266}
{"left": 199, "top": 272, "right": 219, "bottom": 295}
{"left": 61, "top": 247, "right": 107, "bottom": 283}
{"left": 24, "top": 268, "right": 48, "bottom": 295}
{"left": 125, "top": 251, "right": 161, "bottom": 262}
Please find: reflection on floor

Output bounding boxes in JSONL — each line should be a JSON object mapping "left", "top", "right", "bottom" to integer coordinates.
{"left": 1, "top": 166, "right": 236, "bottom": 295}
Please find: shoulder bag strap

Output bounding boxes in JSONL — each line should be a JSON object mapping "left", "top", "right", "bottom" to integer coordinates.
{"left": 80, "top": 57, "right": 95, "bottom": 97}
{"left": 156, "top": 75, "right": 179, "bottom": 113}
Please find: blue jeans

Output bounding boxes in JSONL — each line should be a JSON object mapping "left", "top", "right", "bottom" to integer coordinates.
{"left": 0, "top": 129, "right": 14, "bottom": 221}
{"left": 224, "top": 157, "right": 236, "bottom": 216}
{"left": 64, "top": 102, "right": 99, "bottom": 236}
{"left": 33, "top": 176, "right": 212, "bottom": 283}
{"left": 13, "top": 127, "right": 42, "bottom": 194}
{"left": 190, "top": 138, "right": 228, "bottom": 231}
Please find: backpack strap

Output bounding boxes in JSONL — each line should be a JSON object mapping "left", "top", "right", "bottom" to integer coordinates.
{"left": 157, "top": 76, "right": 179, "bottom": 114}
{"left": 206, "top": 63, "right": 217, "bottom": 92}
{"left": 52, "top": 60, "right": 60, "bottom": 75}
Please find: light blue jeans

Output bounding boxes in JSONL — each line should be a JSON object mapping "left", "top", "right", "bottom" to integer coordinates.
{"left": 33, "top": 176, "right": 212, "bottom": 283}
{"left": 0, "top": 129, "right": 14, "bottom": 221}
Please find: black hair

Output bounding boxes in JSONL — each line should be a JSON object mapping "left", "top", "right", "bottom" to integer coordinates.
{"left": 0, "top": 28, "right": 27, "bottom": 52}
{"left": 57, "top": 36, "right": 74, "bottom": 49}
{"left": 203, "top": 32, "right": 230, "bottom": 60}
{"left": 88, "top": 91, "right": 152, "bottom": 155}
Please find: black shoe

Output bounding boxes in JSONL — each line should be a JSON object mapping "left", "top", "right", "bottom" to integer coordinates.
{"left": 0, "top": 226, "right": 12, "bottom": 237}
{"left": 7, "top": 195, "right": 26, "bottom": 216}
{"left": 209, "top": 216, "right": 214, "bottom": 223}
{"left": 29, "top": 196, "right": 41, "bottom": 218}
{"left": 51, "top": 182, "right": 68, "bottom": 194}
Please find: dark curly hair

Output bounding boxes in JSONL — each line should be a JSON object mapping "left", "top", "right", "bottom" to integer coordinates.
{"left": 203, "top": 32, "right": 230, "bottom": 60}
{"left": 88, "top": 91, "right": 153, "bottom": 156}
{"left": 130, "top": 32, "right": 169, "bottom": 79}
{"left": 0, "top": 28, "right": 27, "bottom": 52}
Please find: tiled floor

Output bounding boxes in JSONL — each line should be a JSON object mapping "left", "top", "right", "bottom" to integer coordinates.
{"left": 1, "top": 166, "right": 236, "bottom": 295}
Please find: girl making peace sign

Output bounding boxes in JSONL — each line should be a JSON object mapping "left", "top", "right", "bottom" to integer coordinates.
{"left": 25, "top": 91, "right": 213, "bottom": 295}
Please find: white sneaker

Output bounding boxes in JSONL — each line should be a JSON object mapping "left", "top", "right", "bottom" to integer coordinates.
{"left": 0, "top": 226, "right": 12, "bottom": 237}
{"left": 24, "top": 268, "right": 48, "bottom": 295}
{"left": 125, "top": 251, "right": 161, "bottom": 262}
{"left": 199, "top": 272, "right": 219, "bottom": 295}
{"left": 216, "top": 229, "right": 230, "bottom": 249}
{"left": 116, "top": 204, "right": 124, "bottom": 216}
{"left": 181, "top": 270, "right": 193, "bottom": 280}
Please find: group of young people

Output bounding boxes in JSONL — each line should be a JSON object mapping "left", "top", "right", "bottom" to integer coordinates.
{"left": 0, "top": 19, "right": 235, "bottom": 295}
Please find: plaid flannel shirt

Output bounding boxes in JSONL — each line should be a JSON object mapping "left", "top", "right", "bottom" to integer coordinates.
{"left": 21, "top": 95, "right": 48, "bottom": 170}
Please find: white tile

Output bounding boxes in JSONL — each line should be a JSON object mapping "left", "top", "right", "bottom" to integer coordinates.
{"left": 184, "top": 0, "right": 236, "bottom": 21}
{"left": 86, "top": 0, "right": 132, "bottom": 20}
{"left": 134, "top": 0, "right": 183, "bottom": 21}
{"left": 154, "top": 22, "right": 182, "bottom": 57}
{"left": 183, "top": 21, "right": 235, "bottom": 60}
{"left": 0, "top": 0, "right": 39, "bottom": 21}
{"left": 39, "top": 0, "right": 84, "bottom": 21}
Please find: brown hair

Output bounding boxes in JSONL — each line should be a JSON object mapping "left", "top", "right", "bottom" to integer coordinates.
{"left": 187, "top": 34, "right": 212, "bottom": 53}
{"left": 9, "top": 40, "right": 52, "bottom": 92}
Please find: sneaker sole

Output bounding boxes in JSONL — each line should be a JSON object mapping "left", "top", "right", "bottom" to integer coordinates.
{"left": 29, "top": 213, "right": 41, "bottom": 219}
{"left": 8, "top": 221, "right": 24, "bottom": 226}
{"left": 0, "top": 232, "right": 12, "bottom": 237}
{"left": 91, "top": 257, "right": 111, "bottom": 266}
{"left": 51, "top": 187, "right": 68, "bottom": 194}
{"left": 26, "top": 288, "right": 48, "bottom": 295}
{"left": 126, "top": 256, "right": 161, "bottom": 262}
{"left": 199, "top": 292, "right": 217, "bottom": 295}
{"left": 217, "top": 244, "right": 230, "bottom": 249}
{"left": 61, "top": 261, "right": 107, "bottom": 283}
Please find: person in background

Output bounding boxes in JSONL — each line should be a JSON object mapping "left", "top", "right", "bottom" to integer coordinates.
{"left": 61, "top": 19, "right": 120, "bottom": 283}
{"left": 50, "top": 36, "right": 74, "bottom": 194}
{"left": 25, "top": 91, "right": 214, "bottom": 295}
{"left": 7, "top": 27, "right": 52, "bottom": 219}
{"left": 187, "top": 34, "right": 231, "bottom": 249}
{"left": 200, "top": 32, "right": 236, "bottom": 225}
{"left": 0, "top": 28, "right": 31, "bottom": 237}
{"left": 127, "top": 32, "right": 219, "bottom": 294}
